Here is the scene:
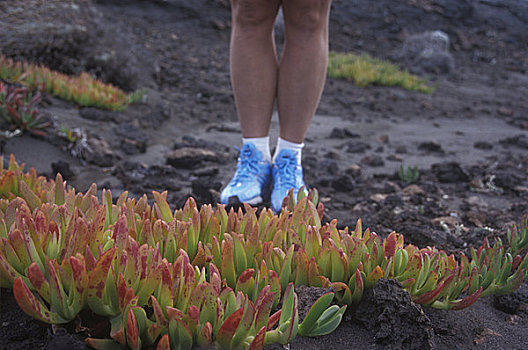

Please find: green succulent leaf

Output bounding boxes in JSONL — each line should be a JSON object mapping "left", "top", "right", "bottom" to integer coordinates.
{"left": 168, "top": 318, "right": 193, "bottom": 350}
{"left": 298, "top": 292, "right": 334, "bottom": 336}
{"left": 13, "top": 277, "right": 69, "bottom": 324}
{"left": 84, "top": 338, "right": 126, "bottom": 350}
{"left": 306, "top": 304, "right": 347, "bottom": 337}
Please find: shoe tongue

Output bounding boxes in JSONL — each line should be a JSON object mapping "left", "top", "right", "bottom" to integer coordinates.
{"left": 279, "top": 151, "right": 294, "bottom": 162}
{"left": 277, "top": 154, "right": 296, "bottom": 172}
{"left": 242, "top": 145, "right": 254, "bottom": 157}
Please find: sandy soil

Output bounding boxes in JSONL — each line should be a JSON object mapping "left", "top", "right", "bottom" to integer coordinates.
{"left": 1, "top": 0, "right": 527, "bottom": 349}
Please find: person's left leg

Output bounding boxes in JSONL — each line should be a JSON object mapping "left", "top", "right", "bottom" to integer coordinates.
{"left": 276, "top": 0, "right": 332, "bottom": 144}
{"left": 271, "top": 0, "right": 332, "bottom": 212}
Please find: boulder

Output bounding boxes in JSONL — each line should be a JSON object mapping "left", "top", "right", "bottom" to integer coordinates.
{"left": 397, "top": 30, "right": 455, "bottom": 74}
{"left": 165, "top": 147, "right": 218, "bottom": 169}
{"left": 356, "top": 279, "right": 435, "bottom": 350}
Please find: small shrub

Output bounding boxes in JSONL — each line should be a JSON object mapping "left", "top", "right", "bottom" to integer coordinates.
{"left": 328, "top": 52, "right": 434, "bottom": 93}
{"left": 399, "top": 164, "right": 420, "bottom": 184}
{"left": 59, "top": 124, "right": 79, "bottom": 143}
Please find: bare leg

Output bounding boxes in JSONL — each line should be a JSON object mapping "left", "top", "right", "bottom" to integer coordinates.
{"left": 277, "top": 0, "right": 332, "bottom": 143}
{"left": 230, "top": 0, "right": 281, "bottom": 138}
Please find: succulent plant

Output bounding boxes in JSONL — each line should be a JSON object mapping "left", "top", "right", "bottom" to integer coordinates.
{"left": 0, "top": 55, "right": 143, "bottom": 111}
{"left": 0, "top": 81, "right": 50, "bottom": 136}
{"left": 0, "top": 154, "right": 527, "bottom": 349}
{"left": 13, "top": 257, "right": 88, "bottom": 324}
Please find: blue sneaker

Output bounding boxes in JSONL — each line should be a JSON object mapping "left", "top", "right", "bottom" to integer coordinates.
{"left": 271, "top": 149, "right": 308, "bottom": 213}
{"left": 220, "top": 143, "right": 271, "bottom": 206}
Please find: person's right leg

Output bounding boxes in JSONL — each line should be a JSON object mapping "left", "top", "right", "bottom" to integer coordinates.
{"left": 221, "top": 0, "right": 281, "bottom": 206}
{"left": 230, "top": 0, "right": 281, "bottom": 139}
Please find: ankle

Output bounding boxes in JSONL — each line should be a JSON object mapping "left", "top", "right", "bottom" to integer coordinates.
{"left": 242, "top": 136, "right": 271, "bottom": 163}
{"left": 273, "top": 137, "right": 304, "bottom": 164}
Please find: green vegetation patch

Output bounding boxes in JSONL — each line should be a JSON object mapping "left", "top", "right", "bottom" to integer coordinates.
{"left": 328, "top": 52, "right": 434, "bottom": 93}
{"left": 0, "top": 54, "right": 143, "bottom": 111}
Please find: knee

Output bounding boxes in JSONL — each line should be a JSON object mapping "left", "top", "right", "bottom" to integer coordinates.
{"left": 231, "top": 0, "right": 278, "bottom": 31}
{"left": 284, "top": 0, "right": 331, "bottom": 33}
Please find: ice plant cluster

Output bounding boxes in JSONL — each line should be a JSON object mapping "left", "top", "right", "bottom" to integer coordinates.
{"left": 0, "top": 81, "right": 49, "bottom": 136}
{"left": 0, "top": 55, "right": 142, "bottom": 111}
{"left": 0, "top": 155, "right": 527, "bottom": 349}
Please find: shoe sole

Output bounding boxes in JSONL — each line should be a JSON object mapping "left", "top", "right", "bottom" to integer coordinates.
{"left": 227, "top": 195, "right": 263, "bottom": 206}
